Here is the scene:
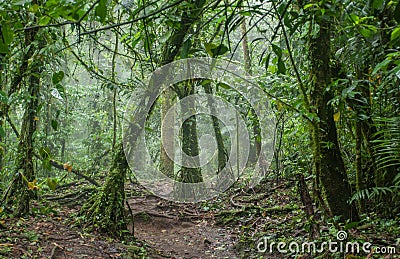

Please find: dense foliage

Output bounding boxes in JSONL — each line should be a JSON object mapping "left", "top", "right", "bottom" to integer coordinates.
{"left": 0, "top": 0, "right": 399, "bottom": 257}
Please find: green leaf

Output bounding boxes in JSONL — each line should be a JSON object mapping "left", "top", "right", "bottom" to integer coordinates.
{"left": 29, "top": 4, "right": 39, "bottom": 13}
{"left": 277, "top": 58, "right": 286, "bottom": 74}
{"left": 39, "top": 16, "right": 51, "bottom": 26}
{"left": 204, "top": 43, "right": 229, "bottom": 57}
{"left": 204, "top": 43, "right": 215, "bottom": 56}
{"left": 1, "top": 24, "right": 14, "bottom": 45}
{"left": 263, "top": 53, "right": 271, "bottom": 71}
{"left": 51, "top": 119, "right": 58, "bottom": 131}
{"left": 271, "top": 44, "right": 282, "bottom": 58}
{"left": 359, "top": 29, "right": 371, "bottom": 38}
{"left": 13, "top": 0, "right": 29, "bottom": 5}
{"left": 303, "top": 3, "right": 316, "bottom": 10}
{"left": 391, "top": 26, "right": 400, "bottom": 41}
{"left": 344, "top": 221, "right": 360, "bottom": 230}
{"left": 372, "top": 59, "right": 391, "bottom": 75}
{"left": 0, "top": 42, "right": 9, "bottom": 53}
{"left": 212, "top": 44, "right": 228, "bottom": 57}
{"left": 217, "top": 82, "right": 230, "bottom": 89}
{"left": 349, "top": 13, "right": 359, "bottom": 24}
{"left": 42, "top": 158, "right": 51, "bottom": 170}
{"left": 359, "top": 25, "right": 377, "bottom": 38}
{"left": 39, "top": 147, "right": 51, "bottom": 159}
{"left": 52, "top": 71, "right": 64, "bottom": 85}
{"left": 46, "top": 178, "right": 58, "bottom": 191}
{"left": 95, "top": 0, "right": 107, "bottom": 23}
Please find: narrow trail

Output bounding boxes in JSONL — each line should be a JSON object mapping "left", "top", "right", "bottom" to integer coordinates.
{"left": 127, "top": 188, "right": 237, "bottom": 258}
{"left": 2, "top": 181, "right": 295, "bottom": 258}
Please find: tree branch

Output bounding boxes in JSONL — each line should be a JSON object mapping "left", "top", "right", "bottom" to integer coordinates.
{"left": 5, "top": 113, "right": 20, "bottom": 139}
{"left": 48, "top": 160, "right": 100, "bottom": 187}
{"left": 80, "top": 0, "right": 185, "bottom": 36}
{"left": 271, "top": 1, "right": 310, "bottom": 110}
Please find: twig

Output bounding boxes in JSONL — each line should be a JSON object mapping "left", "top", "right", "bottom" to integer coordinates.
{"left": 3, "top": 114, "right": 100, "bottom": 187}
{"left": 48, "top": 160, "right": 100, "bottom": 187}
{"left": 19, "top": 21, "right": 75, "bottom": 32}
{"left": 133, "top": 211, "right": 175, "bottom": 219}
{"left": 81, "top": 0, "right": 185, "bottom": 36}
{"left": 50, "top": 242, "right": 65, "bottom": 259}
{"left": 5, "top": 113, "right": 20, "bottom": 138}
{"left": 230, "top": 191, "right": 245, "bottom": 208}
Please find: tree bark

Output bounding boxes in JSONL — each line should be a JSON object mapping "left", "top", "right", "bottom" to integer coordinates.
{"left": 178, "top": 80, "right": 203, "bottom": 183}
{"left": 80, "top": 143, "right": 128, "bottom": 237}
{"left": 158, "top": 0, "right": 206, "bottom": 187}
{"left": 6, "top": 28, "right": 42, "bottom": 216}
{"left": 309, "top": 18, "right": 358, "bottom": 222}
{"left": 203, "top": 82, "right": 227, "bottom": 173}
{"left": 241, "top": 17, "right": 262, "bottom": 164}
{"left": 160, "top": 88, "right": 175, "bottom": 177}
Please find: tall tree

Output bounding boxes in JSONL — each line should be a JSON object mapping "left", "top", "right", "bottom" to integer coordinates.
{"left": 306, "top": 2, "right": 358, "bottom": 222}
{"left": 6, "top": 26, "right": 42, "bottom": 215}
{"left": 159, "top": 0, "right": 207, "bottom": 197}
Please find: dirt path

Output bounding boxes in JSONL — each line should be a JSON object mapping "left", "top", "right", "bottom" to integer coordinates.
{"left": 128, "top": 194, "right": 237, "bottom": 258}
{"left": 0, "top": 184, "right": 239, "bottom": 258}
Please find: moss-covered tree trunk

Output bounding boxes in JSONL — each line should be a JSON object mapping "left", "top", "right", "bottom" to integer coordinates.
{"left": 309, "top": 18, "right": 358, "bottom": 222}
{"left": 158, "top": 0, "right": 206, "bottom": 184}
{"left": 160, "top": 88, "right": 175, "bottom": 177}
{"left": 240, "top": 16, "right": 261, "bottom": 164}
{"left": 178, "top": 81, "right": 203, "bottom": 184}
{"left": 157, "top": 0, "right": 206, "bottom": 195}
{"left": 203, "top": 82, "right": 227, "bottom": 173}
{"left": 80, "top": 143, "right": 128, "bottom": 237}
{"left": 5, "top": 29, "right": 42, "bottom": 216}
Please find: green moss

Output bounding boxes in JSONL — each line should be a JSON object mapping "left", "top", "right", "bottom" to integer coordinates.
{"left": 79, "top": 144, "right": 129, "bottom": 238}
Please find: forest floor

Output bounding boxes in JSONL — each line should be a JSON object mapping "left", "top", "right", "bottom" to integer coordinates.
{"left": 0, "top": 179, "right": 399, "bottom": 258}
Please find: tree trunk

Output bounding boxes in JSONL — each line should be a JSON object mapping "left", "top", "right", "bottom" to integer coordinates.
{"left": 0, "top": 53, "right": 5, "bottom": 171}
{"left": 203, "top": 82, "right": 227, "bottom": 173}
{"left": 6, "top": 29, "right": 42, "bottom": 216}
{"left": 355, "top": 119, "right": 363, "bottom": 211}
{"left": 309, "top": 19, "right": 358, "bottom": 222}
{"left": 157, "top": 0, "right": 206, "bottom": 193}
{"left": 158, "top": 0, "right": 206, "bottom": 184}
{"left": 160, "top": 88, "right": 175, "bottom": 177}
{"left": 80, "top": 143, "right": 128, "bottom": 237}
{"left": 241, "top": 17, "right": 261, "bottom": 164}
{"left": 178, "top": 81, "right": 203, "bottom": 183}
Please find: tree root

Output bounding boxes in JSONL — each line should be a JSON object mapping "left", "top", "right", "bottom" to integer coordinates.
{"left": 216, "top": 204, "right": 298, "bottom": 225}
{"left": 230, "top": 183, "right": 286, "bottom": 207}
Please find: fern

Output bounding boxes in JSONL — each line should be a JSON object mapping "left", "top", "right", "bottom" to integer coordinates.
{"left": 371, "top": 117, "right": 400, "bottom": 170}
{"left": 350, "top": 186, "right": 398, "bottom": 203}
